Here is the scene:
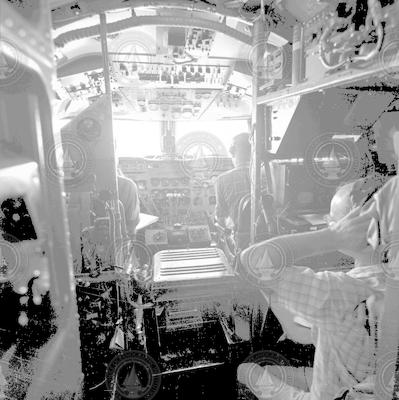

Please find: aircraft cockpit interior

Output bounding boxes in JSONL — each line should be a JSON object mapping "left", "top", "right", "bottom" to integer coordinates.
{"left": 1, "top": 0, "right": 399, "bottom": 399}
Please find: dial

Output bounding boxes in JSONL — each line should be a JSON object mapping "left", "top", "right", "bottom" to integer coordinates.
{"left": 137, "top": 180, "right": 147, "bottom": 190}
{"left": 170, "top": 178, "right": 179, "bottom": 186}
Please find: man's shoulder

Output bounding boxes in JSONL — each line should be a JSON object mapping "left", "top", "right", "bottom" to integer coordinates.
{"left": 217, "top": 169, "right": 231, "bottom": 178}
{"left": 118, "top": 175, "right": 137, "bottom": 187}
{"left": 216, "top": 167, "right": 248, "bottom": 184}
{"left": 118, "top": 175, "right": 138, "bottom": 196}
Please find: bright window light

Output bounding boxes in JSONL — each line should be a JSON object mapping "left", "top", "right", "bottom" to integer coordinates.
{"left": 176, "top": 120, "right": 250, "bottom": 153}
{"left": 114, "top": 120, "right": 161, "bottom": 157}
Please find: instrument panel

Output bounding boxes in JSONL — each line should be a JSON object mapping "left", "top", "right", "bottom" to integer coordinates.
{"left": 119, "top": 156, "right": 233, "bottom": 227}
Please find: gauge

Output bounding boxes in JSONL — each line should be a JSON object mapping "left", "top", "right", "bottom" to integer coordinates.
{"left": 170, "top": 178, "right": 179, "bottom": 186}
{"left": 132, "top": 159, "right": 147, "bottom": 171}
{"left": 137, "top": 180, "right": 147, "bottom": 190}
{"left": 151, "top": 178, "right": 160, "bottom": 187}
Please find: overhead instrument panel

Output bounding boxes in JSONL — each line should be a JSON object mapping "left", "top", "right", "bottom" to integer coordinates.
{"left": 118, "top": 87, "right": 222, "bottom": 120}
{"left": 55, "top": 21, "right": 252, "bottom": 121}
{"left": 57, "top": 69, "right": 250, "bottom": 120}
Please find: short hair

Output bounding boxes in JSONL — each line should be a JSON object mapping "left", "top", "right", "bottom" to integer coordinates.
{"left": 230, "top": 133, "right": 251, "bottom": 158}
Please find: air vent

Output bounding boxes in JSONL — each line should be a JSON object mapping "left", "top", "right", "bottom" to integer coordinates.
{"left": 153, "top": 248, "right": 233, "bottom": 283}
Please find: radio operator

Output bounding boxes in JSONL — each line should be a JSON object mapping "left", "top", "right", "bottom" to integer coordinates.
{"left": 238, "top": 177, "right": 385, "bottom": 400}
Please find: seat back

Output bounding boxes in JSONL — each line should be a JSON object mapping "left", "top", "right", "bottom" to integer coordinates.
{"left": 234, "top": 190, "right": 277, "bottom": 251}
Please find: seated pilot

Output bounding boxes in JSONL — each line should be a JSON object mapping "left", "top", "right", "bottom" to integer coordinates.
{"left": 117, "top": 167, "right": 140, "bottom": 237}
{"left": 214, "top": 133, "right": 251, "bottom": 230}
{"left": 238, "top": 177, "right": 386, "bottom": 400}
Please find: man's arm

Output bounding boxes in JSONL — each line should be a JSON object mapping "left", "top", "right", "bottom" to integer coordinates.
{"left": 214, "top": 177, "right": 228, "bottom": 226}
{"left": 270, "top": 267, "right": 373, "bottom": 324}
{"left": 240, "top": 205, "right": 377, "bottom": 323}
{"left": 241, "top": 204, "right": 376, "bottom": 273}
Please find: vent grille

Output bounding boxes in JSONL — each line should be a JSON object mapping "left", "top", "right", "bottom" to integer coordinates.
{"left": 153, "top": 248, "right": 233, "bottom": 283}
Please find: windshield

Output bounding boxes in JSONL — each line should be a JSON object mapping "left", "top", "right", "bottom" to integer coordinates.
{"left": 115, "top": 119, "right": 250, "bottom": 158}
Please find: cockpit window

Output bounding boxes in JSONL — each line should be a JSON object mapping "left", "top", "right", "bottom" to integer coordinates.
{"left": 176, "top": 120, "right": 249, "bottom": 156}
{"left": 115, "top": 120, "right": 162, "bottom": 157}
{"left": 114, "top": 119, "right": 249, "bottom": 158}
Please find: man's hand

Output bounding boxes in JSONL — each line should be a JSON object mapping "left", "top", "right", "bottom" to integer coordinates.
{"left": 329, "top": 202, "right": 377, "bottom": 255}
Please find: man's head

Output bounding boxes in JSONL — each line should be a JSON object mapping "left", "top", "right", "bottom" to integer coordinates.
{"left": 373, "top": 112, "right": 399, "bottom": 167}
{"left": 329, "top": 182, "right": 356, "bottom": 223}
{"left": 230, "top": 133, "right": 251, "bottom": 167}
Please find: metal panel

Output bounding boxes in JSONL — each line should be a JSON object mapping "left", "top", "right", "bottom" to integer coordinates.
{"left": 153, "top": 247, "right": 232, "bottom": 283}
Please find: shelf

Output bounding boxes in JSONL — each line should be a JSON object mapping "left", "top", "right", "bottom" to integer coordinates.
{"left": 257, "top": 58, "right": 399, "bottom": 105}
